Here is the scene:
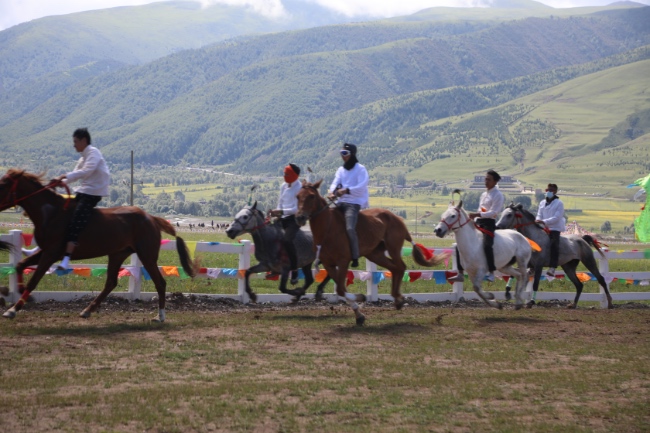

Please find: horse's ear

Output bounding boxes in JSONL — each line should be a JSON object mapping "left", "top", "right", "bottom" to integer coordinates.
{"left": 313, "top": 179, "right": 323, "bottom": 189}
{"left": 457, "top": 200, "right": 464, "bottom": 209}
{"left": 515, "top": 203, "right": 523, "bottom": 210}
{"left": 252, "top": 201, "right": 257, "bottom": 210}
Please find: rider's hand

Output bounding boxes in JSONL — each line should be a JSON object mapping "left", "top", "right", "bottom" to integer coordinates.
{"left": 327, "top": 193, "right": 337, "bottom": 201}
{"left": 335, "top": 188, "right": 347, "bottom": 197}
{"left": 468, "top": 212, "right": 479, "bottom": 219}
{"left": 50, "top": 175, "right": 65, "bottom": 184}
{"left": 269, "top": 210, "right": 282, "bottom": 217}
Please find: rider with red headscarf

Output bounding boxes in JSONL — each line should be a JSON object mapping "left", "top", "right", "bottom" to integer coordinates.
{"left": 269, "top": 163, "right": 302, "bottom": 284}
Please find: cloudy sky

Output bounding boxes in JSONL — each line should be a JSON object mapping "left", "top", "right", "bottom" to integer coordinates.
{"left": 2, "top": 0, "right": 649, "bottom": 31}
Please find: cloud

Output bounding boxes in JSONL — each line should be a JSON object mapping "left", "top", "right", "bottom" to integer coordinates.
{"left": 2, "top": 0, "right": 649, "bottom": 31}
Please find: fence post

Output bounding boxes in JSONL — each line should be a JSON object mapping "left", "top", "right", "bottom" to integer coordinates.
{"left": 451, "top": 243, "right": 464, "bottom": 301}
{"left": 366, "top": 260, "right": 378, "bottom": 302}
{"left": 8, "top": 230, "right": 22, "bottom": 304}
{"left": 238, "top": 240, "right": 252, "bottom": 303}
{"left": 128, "top": 253, "right": 142, "bottom": 300}
{"left": 598, "top": 250, "right": 610, "bottom": 309}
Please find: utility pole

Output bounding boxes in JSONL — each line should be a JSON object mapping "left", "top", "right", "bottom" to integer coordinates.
{"left": 130, "top": 150, "right": 134, "bottom": 206}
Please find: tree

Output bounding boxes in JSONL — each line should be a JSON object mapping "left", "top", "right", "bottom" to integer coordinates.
{"left": 601, "top": 220, "right": 611, "bottom": 233}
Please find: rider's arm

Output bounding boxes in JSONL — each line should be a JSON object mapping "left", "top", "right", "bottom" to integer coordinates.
{"left": 65, "top": 147, "right": 102, "bottom": 183}
{"left": 329, "top": 168, "right": 343, "bottom": 193}
{"left": 346, "top": 166, "right": 369, "bottom": 198}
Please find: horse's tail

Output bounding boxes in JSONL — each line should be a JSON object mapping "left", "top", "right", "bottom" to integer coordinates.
{"left": 152, "top": 216, "right": 197, "bottom": 278}
{"left": 0, "top": 240, "right": 12, "bottom": 253}
{"left": 410, "top": 240, "right": 451, "bottom": 267}
{"left": 582, "top": 235, "right": 607, "bottom": 259}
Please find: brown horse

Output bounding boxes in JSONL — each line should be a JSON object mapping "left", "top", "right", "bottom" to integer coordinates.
{"left": 0, "top": 169, "right": 196, "bottom": 321}
{"left": 296, "top": 180, "right": 450, "bottom": 325}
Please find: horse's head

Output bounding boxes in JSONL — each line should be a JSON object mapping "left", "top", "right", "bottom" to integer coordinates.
{"left": 495, "top": 203, "right": 530, "bottom": 230}
{"left": 225, "top": 201, "right": 265, "bottom": 239}
{"left": 295, "top": 179, "right": 325, "bottom": 226}
{"left": 0, "top": 169, "right": 62, "bottom": 212}
{"left": 496, "top": 203, "right": 519, "bottom": 230}
{"left": 433, "top": 200, "right": 469, "bottom": 238}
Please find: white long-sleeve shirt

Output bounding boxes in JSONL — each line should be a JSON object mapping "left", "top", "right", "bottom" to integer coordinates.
{"left": 536, "top": 197, "right": 566, "bottom": 232}
{"left": 329, "top": 163, "right": 369, "bottom": 208}
{"left": 478, "top": 186, "right": 504, "bottom": 219}
{"left": 65, "top": 145, "right": 110, "bottom": 197}
{"left": 276, "top": 181, "right": 301, "bottom": 217}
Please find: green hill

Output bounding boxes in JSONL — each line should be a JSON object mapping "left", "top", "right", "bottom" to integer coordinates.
{"left": 1, "top": 8, "right": 648, "bottom": 177}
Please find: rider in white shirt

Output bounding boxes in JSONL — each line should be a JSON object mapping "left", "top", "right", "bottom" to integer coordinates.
{"left": 449, "top": 169, "right": 504, "bottom": 283}
{"left": 328, "top": 143, "right": 369, "bottom": 268}
{"left": 269, "top": 163, "right": 302, "bottom": 284}
{"left": 53, "top": 128, "right": 110, "bottom": 270}
{"left": 536, "top": 183, "right": 566, "bottom": 277}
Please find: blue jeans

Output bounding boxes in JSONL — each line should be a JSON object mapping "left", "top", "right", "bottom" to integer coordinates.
{"left": 337, "top": 202, "right": 360, "bottom": 260}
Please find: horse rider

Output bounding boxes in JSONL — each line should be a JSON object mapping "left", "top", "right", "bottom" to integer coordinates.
{"left": 269, "top": 163, "right": 302, "bottom": 284}
{"left": 536, "top": 183, "right": 566, "bottom": 277}
{"left": 52, "top": 128, "right": 111, "bottom": 270}
{"left": 449, "top": 169, "right": 504, "bottom": 283}
{"left": 327, "top": 143, "right": 369, "bottom": 268}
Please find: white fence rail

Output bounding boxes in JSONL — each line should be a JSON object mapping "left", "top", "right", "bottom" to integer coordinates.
{"left": 1, "top": 230, "right": 649, "bottom": 308}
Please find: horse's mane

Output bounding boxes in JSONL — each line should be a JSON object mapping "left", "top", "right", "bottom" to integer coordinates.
{"left": 519, "top": 206, "right": 536, "bottom": 221}
{"left": 6, "top": 168, "right": 46, "bottom": 185}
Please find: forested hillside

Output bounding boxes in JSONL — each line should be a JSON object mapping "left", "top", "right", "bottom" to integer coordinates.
{"left": 0, "top": 0, "right": 362, "bottom": 92}
{"left": 1, "top": 7, "right": 648, "bottom": 178}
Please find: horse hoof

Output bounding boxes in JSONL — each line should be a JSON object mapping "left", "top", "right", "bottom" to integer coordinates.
{"left": 567, "top": 304, "right": 576, "bottom": 309}
{"left": 485, "top": 292, "right": 495, "bottom": 300}
{"left": 515, "top": 304, "right": 523, "bottom": 311}
{"left": 248, "top": 293, "right": 258, "bottom": 303}
{"left": 356, "top": 315, "right": 365, "bottom": 326}
{"left": 0, "top": 286, "right": 9, "bottom": 297}
{"left": 151, "top": 316, "right": 165, "bottom": 323}
{"left": 496, "top": 302, "right": 503, "bottom": 310}
{"left": 394, "top": 297, "right": 405, "bottom": 310}
{"left": 315, "top": 290, "right": 324, "bottom": 302}
{"left": 505, "top": 291, "right": 512, "bottom": 301}
{"left": 2, "top": 309, "right": 16, "bottom": 319}
{"left": 79, "top": 310, "right": 91, "bottom": 319}
{"left": 357, "top": 294, "right": 366, "bottom": 303}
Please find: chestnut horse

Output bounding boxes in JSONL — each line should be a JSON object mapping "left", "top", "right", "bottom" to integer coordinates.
{"left": 0, "top": 169, "right": 196, "bottom": 321}
{"left": 296, "top": 180, "right": 450, "bottom": 325}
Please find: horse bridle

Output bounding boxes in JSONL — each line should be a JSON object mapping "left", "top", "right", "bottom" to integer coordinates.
{"left": 510, "top": 208, "right": 550, "bottom": 234}
{"left": 234, "top": 207, "right": 268, "bottom": 234}
{"left": 0, "top": 175, "right": 71, "bottom": 210}
{"left": 439, "top": 207, "right": 473, "bottom": 232}
{"left": 297, "top": 184, "right": 335, "bottom": 220}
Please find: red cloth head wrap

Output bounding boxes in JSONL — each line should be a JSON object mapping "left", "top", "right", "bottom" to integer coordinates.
{"left": 284, "top": 164, "right": 299, "bottom": 184}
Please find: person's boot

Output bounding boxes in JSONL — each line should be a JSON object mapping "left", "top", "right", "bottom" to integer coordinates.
{"left": 546, "top": 267, "right": 556, "bottom": 277}
{"left": 351, "top": 258, "right": 359, "bottom": 268}
{"left": 485, "top": 272, "right": 495, "bottom": 282}
{"left": 447, "top": 273, "right": 464, "bottom": 283}
{"left": 57, "top": 255, "right": 71, "bottom": 270}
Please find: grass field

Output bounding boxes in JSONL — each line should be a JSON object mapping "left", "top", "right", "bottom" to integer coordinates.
{"left": 0, "top": 306, "right": 648, "bottom": 432}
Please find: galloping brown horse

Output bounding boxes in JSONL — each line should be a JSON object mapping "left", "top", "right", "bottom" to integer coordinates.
{"left": 296, "top": 180, "right": 450, "bottom": 325}
{"left": 0, "top": 169, "right": 196, "bottom": 321}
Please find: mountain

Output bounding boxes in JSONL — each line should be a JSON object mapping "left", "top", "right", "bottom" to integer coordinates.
{"left": 0, "top": 0, "right": 361, "bottom": 92}
{"left": 0, "top": 5, "right": 649, "bottom": 196}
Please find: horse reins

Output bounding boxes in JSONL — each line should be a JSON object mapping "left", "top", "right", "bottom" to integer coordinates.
{"left": 513, "top": 211, "right": 550, "bottom": 234}
{"left": 0, "top": 176, "right": 72, "bottom": 210}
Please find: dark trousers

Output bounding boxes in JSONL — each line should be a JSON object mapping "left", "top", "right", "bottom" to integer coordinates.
{"left": 65, "top": 193, "right": 101, "bottom": 244}
{"left": 337, "top": 202, "right": 361, "bottom": 260}
{"left": 456, "top": 218, "right": 496, "bottom": 273}
{"left": 548, "top": 230, "right": 561, "bottom": 268}
{"left": 281, "top": 215, "right": 300, "bottom": 270}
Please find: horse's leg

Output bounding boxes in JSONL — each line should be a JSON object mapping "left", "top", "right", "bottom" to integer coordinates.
{"left": 245, "top": 263, "right": 269, "bottom": 303}
{"left": 562, "top": 260, "right": 583, "bottom": 309}
{"left": 328, "top": 263, "right": 365, "bottom": 326}
{"left": 3, "top": 253, "right": 57, "bottom": 319}
{"left": 315, "top": 276, "right": 330, "bottom": 302}
{"left": 80, "top": 251, "right": 130, "bottom": 318}
{"left": 13, "top": 251, "right": 43, "bottom": 296}
{"left": 366, "top": 249, "right": 406, "bottom": 310}
{"left": 581, "top": 255, "right": 613, "bottom": 309}
{"left": 527, "top": 265, "right": 543, "bottom": 308}
{"left": 470, "top": 273, "right": 502, "bottom": 309}
{"left": 138, "top": 258, "right": 168, "bottom": 322}
{"left": 288, "top": 264, "right": 314, "bottom": 303}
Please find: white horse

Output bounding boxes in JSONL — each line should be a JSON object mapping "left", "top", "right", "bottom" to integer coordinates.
{"left": 434, "top": 200, "right": 532, "bottom": 309}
